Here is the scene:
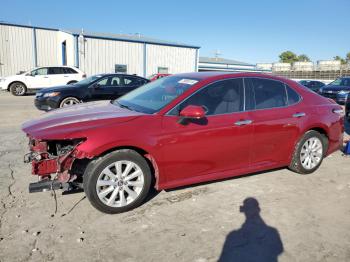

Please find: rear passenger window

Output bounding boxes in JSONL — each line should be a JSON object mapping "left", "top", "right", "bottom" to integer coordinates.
{"left": 123, "top": 77, "right": 139, "bottom": 86}
{"left": 286, "top": 85, "right": 300, "bottom": 105}
{"left": 249, "top": 78, "right": 287, "bottom": 109}
{"left": 63, "top": 67, "right": 78, "bottom": 74}
{"left": 48, "top": 67, "right": 65, "bottom": 74}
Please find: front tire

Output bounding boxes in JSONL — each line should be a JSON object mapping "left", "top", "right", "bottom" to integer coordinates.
{"left": 9, "top": 82, "right": 27, "bottom": 96}
{"left": 83, "top": 149, "right": 152, "bottom": 214}
{"left": 59, "top": 97, "right": 80, "bottom": 108}
{"left": 289, "top": 130, "right": 327, "bottom": 174}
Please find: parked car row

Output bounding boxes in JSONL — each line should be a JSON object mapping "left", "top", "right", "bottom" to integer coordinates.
{"left": 22, "top": 72, "right": 344, "bottom": 213}
{"left": 35, "top": 74, "right": 149, "bottom": 111}
{"left": 299, "top": 77, "right": 350, "bottom": 107}
{"left": 0, "top": 67, "right": 170, "bottom": 98}
{"left": 318, "top": 77, "right": 350, "bottom": 105}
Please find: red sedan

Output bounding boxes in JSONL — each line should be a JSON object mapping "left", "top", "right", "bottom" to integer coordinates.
{"left": 22, "top": 72, "right": 344, "bottom": 213}
{"left": 149, "top": 73, "right": 171, "bottom": 81}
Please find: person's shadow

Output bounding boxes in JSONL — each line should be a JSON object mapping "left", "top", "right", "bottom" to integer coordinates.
{"left": 218, "top": 198, "right": 284, "bottom": 262}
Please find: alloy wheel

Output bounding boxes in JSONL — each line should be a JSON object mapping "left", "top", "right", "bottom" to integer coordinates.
{"left": 96, "top": 160, "right": 145, "bottom": 207}
{"left": 300, "top": 137, "right": 323, "bottom": 170}
{"left": 62, "top": 99, "right": 79, "bottom": 107}
{"left": 13, "top": 84, "right": 25, "bottom": 95}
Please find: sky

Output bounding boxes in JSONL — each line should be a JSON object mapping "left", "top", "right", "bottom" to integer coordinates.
{"left": 1, "top": 0, "right": 349, "bottom": 64}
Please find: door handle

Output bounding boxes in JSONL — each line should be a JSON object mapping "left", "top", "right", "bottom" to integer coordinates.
{"left": 43, "top": 76, "right": 49, "bottom": 78}
{"left": 292, "top": 112, "right": 306, "bottom": 118}
{"left": 64, "top": 75, "right": 69, "bottom": 77}
{"left": 234, "top": 119, "right": 253, "bottom": 126}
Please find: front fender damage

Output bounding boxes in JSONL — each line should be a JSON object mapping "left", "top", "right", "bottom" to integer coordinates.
{"left": 24, "top": 137, "right": 93, "bottom": 193}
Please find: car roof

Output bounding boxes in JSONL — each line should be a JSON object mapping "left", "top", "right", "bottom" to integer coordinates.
{"left": 92, "top": 73, "right": 148, "bottom": 79}
{"left": 34, "top": 66, "right": 78, "bottom": 69}
{"left": 172, "top": 71, "right": 290, "bottom": 83}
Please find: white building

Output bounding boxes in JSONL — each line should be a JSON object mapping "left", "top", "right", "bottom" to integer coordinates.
{"left": 0, "top": 22, "right": 200, "bottom": 77}
{"left": 199, "top": 57, "right": 270, "bottom": 73}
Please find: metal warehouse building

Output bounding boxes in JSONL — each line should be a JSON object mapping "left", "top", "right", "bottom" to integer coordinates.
{"left": 0, "top": 22, "right": 200, "bottom": 77}
{"left": 199, "top": 57, "right": 270, "bottom": 73}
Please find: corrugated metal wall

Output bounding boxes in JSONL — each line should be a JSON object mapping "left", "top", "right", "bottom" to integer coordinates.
{"left": 146, "top": 44, "right": 196, "bottom": 76}
{"left": 0, "top": 23, "right": 199, "bottom": 78}
{"left": 0, "top": 24, "right": 34, "bottom": 76}
{"left": 36, "top": 29, "right": 59, "bottom": 66}
{"left": 78, "top": 37, "right": 144, "bottom": 76}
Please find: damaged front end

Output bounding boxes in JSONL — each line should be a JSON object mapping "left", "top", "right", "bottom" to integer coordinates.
{"left": 24, "top": 137, "right": 89, "bottom": 193}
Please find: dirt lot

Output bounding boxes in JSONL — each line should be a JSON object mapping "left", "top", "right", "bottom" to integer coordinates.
{"left": 0, "top": 91, "right": 349, "bottom": 262}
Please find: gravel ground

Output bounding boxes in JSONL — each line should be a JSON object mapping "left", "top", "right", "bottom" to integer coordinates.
{"left": 0, "top": 92, "right": 349, "bottom": 262}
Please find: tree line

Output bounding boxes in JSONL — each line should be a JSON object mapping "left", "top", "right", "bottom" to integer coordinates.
{"left": 279, "top": 51, "right": 350, "bottom": 64}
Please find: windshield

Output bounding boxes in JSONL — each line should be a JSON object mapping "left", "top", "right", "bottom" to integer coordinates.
{"left": 329, "top": 78, "right": 350, "bottom": 87}
{"left": 76, "top": 75, "right": 104, "bottom": 85}
{"left": 114, "top": 76, "right": 200, "bottom": 114}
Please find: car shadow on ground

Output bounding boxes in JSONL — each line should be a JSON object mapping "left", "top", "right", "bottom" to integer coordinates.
{"left": 218, "top": 197, "right": 284, "bottom": 262}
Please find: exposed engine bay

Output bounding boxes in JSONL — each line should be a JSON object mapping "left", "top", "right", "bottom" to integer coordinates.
{"left": 24, "top": 137, "right": 89, "bottom": 193}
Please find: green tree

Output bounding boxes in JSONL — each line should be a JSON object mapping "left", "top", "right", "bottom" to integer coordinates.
{"left": 334, "top": 56, "right": 346, "bottom": 64}
{"left": 297, "top": 54, "right": 311, "bottom": 62}
{"left": 279, "top": 51, "right": 298, "bottom": 63}
{"left": 346, "top": 52, "right": 350, "bottom": 63}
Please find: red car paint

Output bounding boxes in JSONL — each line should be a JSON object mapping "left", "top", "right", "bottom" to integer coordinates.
{"left": 22, "top": 72, "right": 344, "bottom": 190}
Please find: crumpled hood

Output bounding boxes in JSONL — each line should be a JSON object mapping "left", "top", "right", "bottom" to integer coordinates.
{"left": 22, "top": 100, "right": 144, "bottom": 140}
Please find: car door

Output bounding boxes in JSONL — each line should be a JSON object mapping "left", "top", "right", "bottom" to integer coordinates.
{"left": 48, "top": 67, "right": 70, "bottom": 86}
{"left": 118, "top": 76, "right": 145, "bottom": 96}
{"left": 89, "top": 76, "right": 118, "bottom": 100}
{"left": 25, "top": 67, "right": 51, "bottom": 88}
{"left": 160, "top": 78, "right": 254, "bottom": 186}
{"left": 245, "top": 77, "right": 302, "bottom": 169}
{"left": 63, "top": 67, "right": 79, "bottom": 82}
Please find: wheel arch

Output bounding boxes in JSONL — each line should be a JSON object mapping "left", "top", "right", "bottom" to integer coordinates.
{"left": 8, "top": 81, "right": 27, "bottom": 91}
{"left": 90, "top": 145, "right": 160, "bottom": 190}
{"left": 301, "top": 125, "right": 330, "bottom": 154}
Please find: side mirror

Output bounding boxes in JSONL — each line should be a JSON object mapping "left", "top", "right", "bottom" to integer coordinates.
{"left": 179, "top": 105, "right": 206, "bottom": 119}
{"left": 91, "top": 83, "right": 100, "bottom": 89}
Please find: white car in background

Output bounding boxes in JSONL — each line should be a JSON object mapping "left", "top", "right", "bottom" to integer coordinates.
{"left": 0, "top": 66, "right": 86, "bottom": 96}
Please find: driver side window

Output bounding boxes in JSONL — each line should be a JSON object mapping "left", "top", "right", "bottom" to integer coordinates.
{"left": 31, "top": 68, "right": 48, "bottom": 76}
{"left": 96, "top": 77, "right": 109, "bottom": 87}
{"left": 168, "top": 78, "right": 244, "bottom": 116}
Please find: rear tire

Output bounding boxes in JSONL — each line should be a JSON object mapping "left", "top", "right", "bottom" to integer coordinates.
{"left": 289, "top": 130, "right": 327, "bottom": 174}
{"left": 9, "top": 82, "right": 27, "bottom": 96}
{"left": 59, "top": 97, "right": 80, "bottom": 108}
{"left": 83, "top": 149, "right": 152, "bottom": 214}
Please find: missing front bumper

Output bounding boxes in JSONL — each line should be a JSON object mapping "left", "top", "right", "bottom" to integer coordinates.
{"left": 29, "top": 179, "right": 68, "bottom": 193}
{"left": 28, "top": 180, "right": 83, "bottom": 193}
